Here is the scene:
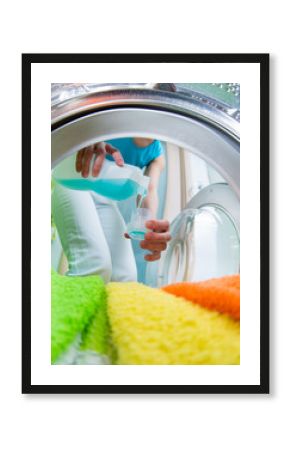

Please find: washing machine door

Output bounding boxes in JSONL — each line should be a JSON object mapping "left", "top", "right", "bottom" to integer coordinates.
{"left": 152, "top": 183, "right": 240, "bottom": 286}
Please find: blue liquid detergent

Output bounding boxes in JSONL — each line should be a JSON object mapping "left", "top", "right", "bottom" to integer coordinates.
{"left": 59, "top": 178, "right": 145, "bottom": 201}
{"left": 128, "top": 230, "right": 146, "bottom": 240}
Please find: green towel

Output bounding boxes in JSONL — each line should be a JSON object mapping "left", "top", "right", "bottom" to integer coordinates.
{"left": 51, "top": 270, "right": 108, "bottom": 363}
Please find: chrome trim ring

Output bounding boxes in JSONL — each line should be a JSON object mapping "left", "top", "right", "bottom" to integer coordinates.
{"left": 52, "top": 86, "right": 240, "bottom": 140}
{"left": 51, "top": 108, "right": 240, "bottom": 197}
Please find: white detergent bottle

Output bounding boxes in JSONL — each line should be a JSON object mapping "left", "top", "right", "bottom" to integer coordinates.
{"left": 52, "top": 153, "right": 149, "bottom": 201}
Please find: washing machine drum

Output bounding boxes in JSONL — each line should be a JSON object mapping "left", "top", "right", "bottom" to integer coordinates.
{"left": 51, "top": 83, "right": 240, "bottom": 285}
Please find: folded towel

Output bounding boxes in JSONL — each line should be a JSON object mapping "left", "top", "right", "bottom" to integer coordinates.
{"left": 107, "top": 282, "right": 240, "bottom": 365}
{"left": 51, "top": 270, "right": 108, "bottom": 364}
{"left": 162, "top": 275, "right": 240, "bottom": 321}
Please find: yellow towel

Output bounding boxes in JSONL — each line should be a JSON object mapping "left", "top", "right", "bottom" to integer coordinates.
{"left": 107, "top": 282, "right": 240, "bottom": 365}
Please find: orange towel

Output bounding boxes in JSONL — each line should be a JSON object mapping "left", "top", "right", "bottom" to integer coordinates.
{"left": 162, "top": 275, "right": 240, "bottom": 321}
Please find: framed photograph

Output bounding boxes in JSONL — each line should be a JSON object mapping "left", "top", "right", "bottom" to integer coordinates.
{"left": 22, "top": 53, "right": 269, "bottom": 394}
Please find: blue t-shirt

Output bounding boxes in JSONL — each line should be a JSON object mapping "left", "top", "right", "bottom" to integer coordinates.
{"left": 105, "top": 138, "right": 163, "bottom": 169}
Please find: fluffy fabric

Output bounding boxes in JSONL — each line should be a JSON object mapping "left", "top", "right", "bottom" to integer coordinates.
{"left": 107, "top": 282, "right": 240, "bottom": 365}
{"left": 162, "top": 275, "right": 240, "bottom": 321}
{"left": 51, "top": 270, "right": 107, "bottom": 363}
{"left": 80, "top": 299, "right": 110, "bottom": 357}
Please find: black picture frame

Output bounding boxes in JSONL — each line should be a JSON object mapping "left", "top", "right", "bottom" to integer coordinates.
{"left": 22, "top": 53, "right": 269, "bottom": 394}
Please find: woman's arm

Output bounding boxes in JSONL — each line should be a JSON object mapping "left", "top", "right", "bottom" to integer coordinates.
{"left": 141, "top": 154, "right": 165, "bottom": 218}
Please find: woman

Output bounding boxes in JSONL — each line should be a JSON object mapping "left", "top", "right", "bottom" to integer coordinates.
{"left": 52, "top": 137, "right": 171, "bottom": 283}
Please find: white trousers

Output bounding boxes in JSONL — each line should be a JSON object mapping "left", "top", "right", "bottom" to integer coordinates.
{"left": 51, "top": 185, "right": 137, "bottom": 283}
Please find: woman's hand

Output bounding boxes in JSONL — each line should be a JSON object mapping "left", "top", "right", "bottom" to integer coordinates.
{"left": 75, "top": 142, "right": 124, "bottom": 178}
{"left": 141, "top": 219, "right": 171, "bottom": 261}
{"left": 125, "top": 219, "right": 171, "bottom": 262}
